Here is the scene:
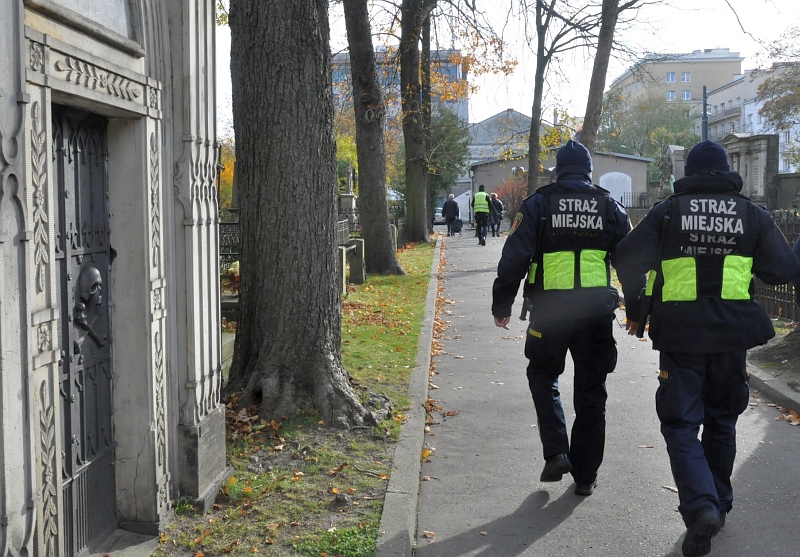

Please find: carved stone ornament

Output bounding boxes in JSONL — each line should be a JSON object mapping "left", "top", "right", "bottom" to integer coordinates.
{"left": 31, "top": 102, "right": 50, "bottom": 294}
{"left": 154, "top": 331, "right": 166, "bottom": 468}
{"left": 150, "top": 132, "right": 161, "bottom": 268}
{"left": 37, "top": 322, "right": 52, "bottom": 353}
{"left": 54, "top": 56, "right": 141, "bottom": 102}
{"left": 30, "top": 42, "right": 44, "bottom": 72}
{"left": 39, "top": 383, "right": 59, "bottom": 555}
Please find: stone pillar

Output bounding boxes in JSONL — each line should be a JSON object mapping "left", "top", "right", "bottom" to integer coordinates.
{"left": 166, "top": 0, "right": 230, "bottom": 510}
{"left": 0, "top": 3, "right": 40, "bottom": 554}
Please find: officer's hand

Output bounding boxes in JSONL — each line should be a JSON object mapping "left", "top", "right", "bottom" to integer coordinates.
{"left": 494, "top": 316, "right": 511, "bottom": 330}
{"left": 625, "top": 320, "right": 639, "bottom": 335}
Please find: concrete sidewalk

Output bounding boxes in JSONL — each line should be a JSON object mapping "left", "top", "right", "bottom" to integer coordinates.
{"left": 377, "top": 224, "right": 800, "bottom": 557}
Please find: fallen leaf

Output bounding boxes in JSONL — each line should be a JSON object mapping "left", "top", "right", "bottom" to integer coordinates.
{"left": 159, "top": 533, "right": 168, "bottom": 543}
{"left": 480, "top": 531, "right": 488, "bottom": 536}
{"left": 423, "top": 531, "right": 436, "bottom": 540}
{"left": 638, "top": 445, "right": 654, "bottom": 449}
{"left": 429, "top": 383, "right": 440, "bottom": 389}
{"left": 421, "top": 449, "right": 431, "bottom": 460}
{"left": 443, "top": 410, "right": 459, "bottom": 417}
{"left": 331, "top": 487, "right": 339, "bottom": 494}
{"left": 662, "top": 485, "right": 679, "bottom": 493}
{"left": 265, "top": 523, "right": 282, "bottom": 531}
{"left": 454, "top": 355, "right": 464, "bottom": 359}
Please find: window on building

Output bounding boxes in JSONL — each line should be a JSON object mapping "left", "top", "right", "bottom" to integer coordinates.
{"left": 666, "top": 72, "right": 676, "bottom": 83}
{"left": 785, "top": 159, "right": 791, "bottom": 172}
{"left": 757, "top": 113, "right": 762, "bottom": 124}
{"left": 682, "top": 90, "right": 691, "bottom": 101}
{"left": 666, "top": 90, "right": 676, "bottom": 101}
{"left": 730, "top": 123, "right": 735, "bottom": 133}
{"left": 682, "top": 72, "right": 691, "bottom": 82}
{"left": 785, "top": 131, "right": 791, "bottom": 142}
{"left": 747, "top": 114, "right": 753, "bottom": 131}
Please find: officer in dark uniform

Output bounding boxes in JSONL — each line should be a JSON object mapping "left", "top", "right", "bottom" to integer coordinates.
{"left": 492, "top": 140, "right": 646, "bottom": 496}
{"left": 615, "top": 140, "right": 800, "bottom": 557}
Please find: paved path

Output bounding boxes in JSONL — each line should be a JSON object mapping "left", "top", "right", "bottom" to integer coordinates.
{"left": 410, "top": 226, "right": 800, "bottom": 557}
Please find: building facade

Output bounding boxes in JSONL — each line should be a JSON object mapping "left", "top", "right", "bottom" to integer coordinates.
{"left": 691, "top": 68, "right": 800, "bottom": 174}
{"left": 608, "top": 48, "right": 744, "bottom": 106}
{"left": 332, "top": 48, "right": 469, "bottom": 123}
{"left": 0, "top": 1, "right": 228, "bottom": 555}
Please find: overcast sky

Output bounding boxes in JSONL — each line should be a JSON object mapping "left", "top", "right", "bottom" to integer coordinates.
{"left": 215, "top": 0, "right": 796, "bottom": 136}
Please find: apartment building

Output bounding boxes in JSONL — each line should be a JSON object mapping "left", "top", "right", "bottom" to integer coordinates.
{"left": 607, "top": 48, "right": 744, "bottom": 106}
{"left": 690, "top": 68, "right": 799, "bottom": 173}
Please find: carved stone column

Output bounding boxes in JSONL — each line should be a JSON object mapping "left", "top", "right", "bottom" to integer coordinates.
{"left": 166, "top": 0, "right": 229, "bottom": 509}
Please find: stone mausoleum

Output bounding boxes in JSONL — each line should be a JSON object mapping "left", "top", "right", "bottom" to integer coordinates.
{"left": 0, "top": 1, "right": 227, "bottom": 555}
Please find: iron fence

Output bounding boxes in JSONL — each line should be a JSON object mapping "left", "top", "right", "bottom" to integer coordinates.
{"left": 619, "top": 192, "right": 652, "bottom": 209}
{"left": 755, "top": 211, "right": 800, "bottom": 321}
{"left": 219, "top": 221, "right": 240, "bottom": 273}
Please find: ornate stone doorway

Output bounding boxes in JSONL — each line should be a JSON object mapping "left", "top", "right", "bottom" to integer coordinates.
{"left": 53, "top": 105, "right": 117, "bottom": 555}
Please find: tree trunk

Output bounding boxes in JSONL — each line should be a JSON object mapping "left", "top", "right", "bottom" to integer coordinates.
{"left": 400, "top": 0, "right": 434, "bottom": 243}
{"left": 580, "top": 0, "right": 620, "bottom": 156}
{"left": 342, "top": 0, "right": 404, "bottom": 275}
{"left": 227, "top": 0, "right": 374, "bottom": 428}
{"left": 422, "top": 14, "right": 433, "bottom": 234}
{"left": 527, "top": 1, "right": 550, "bottom": 196}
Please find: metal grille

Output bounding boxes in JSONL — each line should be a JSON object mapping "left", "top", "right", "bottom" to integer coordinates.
{"left": 53, "top": 106, "right": 117, "bottom": 556}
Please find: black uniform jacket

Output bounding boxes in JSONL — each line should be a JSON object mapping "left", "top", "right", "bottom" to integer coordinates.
{"left": 492, "top": 175, "right": 646, "bottom": 323}
{"left": 615, "top": 172, "right": 800, "bottom": 353}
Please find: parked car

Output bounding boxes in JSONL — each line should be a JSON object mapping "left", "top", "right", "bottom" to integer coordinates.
{"left": 433, "top": 207, "right": 445, "bottom": 224}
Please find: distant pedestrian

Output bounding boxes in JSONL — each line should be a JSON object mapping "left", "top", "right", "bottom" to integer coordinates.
{"left": 473, "top": 185, "right": 490, "bottom": 245}
{"left": 442, "top": 194, "right": 460, "bottom": 236}
{"left": 492, "top": 140, "right": 645, "bottom": 496}
{"left": 489, "top": 193, "right": 504, "bottom": 237}
{"left": 615, "top": 140, "right": 800, "bottom": 557}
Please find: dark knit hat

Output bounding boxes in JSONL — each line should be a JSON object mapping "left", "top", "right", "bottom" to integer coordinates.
{"left": 556, "top": 140, "right": 593, "bottom": 179}
{"left": 684, "top": 140, "right": 730, "bottom": 176}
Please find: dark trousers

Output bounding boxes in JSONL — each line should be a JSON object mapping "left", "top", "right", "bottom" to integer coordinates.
{"left": 475, "top": 212, "right": 489, "bottom": 240}
{"left": 445, "top": 217, "right": 456, "bottom": 235}
{"left": 525, "top": 315, "right": 617, "bottom": 485}
{"left": 656, "top": 351, "right": 749, "bottom": 527}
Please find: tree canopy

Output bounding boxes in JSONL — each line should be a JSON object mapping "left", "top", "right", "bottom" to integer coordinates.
{"left": 755, "top": 26, "right": 800, "bottom": 132}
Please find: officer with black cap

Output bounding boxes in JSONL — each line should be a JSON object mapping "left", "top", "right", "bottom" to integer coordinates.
{"left": 616, "top": 140, "right": 800, "bottom": 557}
{"left": 492, "top": 140, "right": 645, "bottom": 496}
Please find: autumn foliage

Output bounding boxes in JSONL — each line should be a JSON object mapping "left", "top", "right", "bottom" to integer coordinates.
{"left": 493, "top": 172, "right": 528, "bottom": 220}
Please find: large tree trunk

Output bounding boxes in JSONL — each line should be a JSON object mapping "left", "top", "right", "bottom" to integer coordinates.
{"left": 342, "top": 0, "right": 404, "bottom": 275}
{"left": 400, "top": 0, "right": 434, "bottom": 242}
{"left": 580, "top": 0, "right": 620, "bottom": 155}
{"left": 422, "top": 14, "right": 433, "bottom": 234}
{"left": 227, "top": 0, "right": 374, "bottom": 428}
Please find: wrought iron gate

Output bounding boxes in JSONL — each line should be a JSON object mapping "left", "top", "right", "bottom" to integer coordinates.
{"left": 53, "top": 106, "right": 117, "bottom": 556}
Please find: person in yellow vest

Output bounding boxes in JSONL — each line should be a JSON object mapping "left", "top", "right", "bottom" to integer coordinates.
{"left": 616, "top": 140, "right": 800, "bottom": 557}
{"left": 492, "top": 140, "right": 646, "bottom": 496}
{"left": 473, "top": 184, "right": 491, "bottom": 245}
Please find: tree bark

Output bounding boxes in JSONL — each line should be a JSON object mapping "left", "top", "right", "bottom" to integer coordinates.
{"left": 342, "top": 0, "right": 405, "bottom": 274}
{"left": 580, "top": 0, "right": 620, "bottom": 156}
{"left": 400, "top": 0, "right": 436, "bottom": 242}
{"left": 227, "top": 0, "right": 374, "bottom": 427}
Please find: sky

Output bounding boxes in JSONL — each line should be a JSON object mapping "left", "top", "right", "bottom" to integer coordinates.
{"left": 215, "top": 0, "right": 796, "bottom": 136}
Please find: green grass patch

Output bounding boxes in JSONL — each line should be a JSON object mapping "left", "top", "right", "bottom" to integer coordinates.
{"left": 155, "top": 241, "right": 435, "bottom": 556}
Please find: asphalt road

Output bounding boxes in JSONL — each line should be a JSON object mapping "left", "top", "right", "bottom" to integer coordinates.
{"left": 414, "top": 227, "right": 800, "bottom": 557}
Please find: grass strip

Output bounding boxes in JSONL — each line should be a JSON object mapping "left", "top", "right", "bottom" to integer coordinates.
{"left": 155, "top": 241, "right": 435, "bottom": 557}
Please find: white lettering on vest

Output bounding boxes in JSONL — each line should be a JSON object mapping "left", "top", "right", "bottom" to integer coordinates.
{"left": 552, "top": 213, "right": 604, "bottom": 229}
{"left": 681, "top": 214, "right": 744, "bottom": 234}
